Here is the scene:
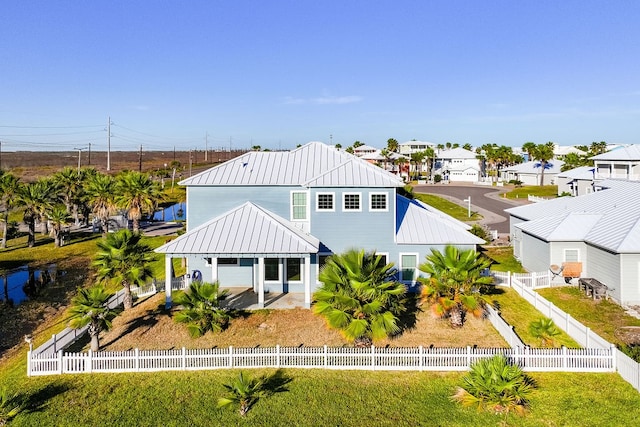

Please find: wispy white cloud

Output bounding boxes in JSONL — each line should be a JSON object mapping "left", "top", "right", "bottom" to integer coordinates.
{"left": 283, "top": 95, "right": 363, "bottom": 105}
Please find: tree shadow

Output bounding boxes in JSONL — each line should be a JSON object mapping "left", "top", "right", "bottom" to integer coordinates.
{"left": 99, "top": 303, "right": 169, "bottom": 348}
{"left": 262, "top": 369, "right": 293, "bottom": 397}
{"left": 23, "top": 383, "right": 70, "bottom": 415}
{"left": 395, "top": 292, "right": 421, "bottom": 336}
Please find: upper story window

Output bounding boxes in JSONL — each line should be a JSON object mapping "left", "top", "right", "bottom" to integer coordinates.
{"left": 291, "top": 191, "right": 308, "bottom": 221}
{"left": 369, "top": 193, "right": 388, "bottom": 212}
{"left": 343, "top": 193, "right": 361, "bottom": 212}
{"left": 316, "top": 192, "right": 335, "bottom": 212}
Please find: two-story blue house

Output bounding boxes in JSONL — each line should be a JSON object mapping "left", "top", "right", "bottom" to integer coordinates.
{"left": 156, "top": 142, "right": 483, "bottom": 308}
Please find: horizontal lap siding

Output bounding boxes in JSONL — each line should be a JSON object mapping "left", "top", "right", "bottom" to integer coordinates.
{"left": 521, "top": 233, "right": 550, "bottom": 273}
{"left": 586, "top": 244, "right": 621, "bottom": 302}
{"left": 621, "top": 254, "right": 640, "bottom": 305}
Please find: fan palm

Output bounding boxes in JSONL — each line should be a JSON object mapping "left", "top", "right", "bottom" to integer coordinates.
{"left": 173, "top": 281, "right": 231, "bottom": 338}
{"left": 115, "top": 171, "right": 163, "bottom": 232}
{"left": 0, "top": 172, "right": 20, "bottom": 248}
{"left": 452, "top": 355, "right": 536, "bottom": 416}
{"left": 418, "top": 246, "right": 493, "bottom": 328}
{"left": 92, "top": 229, "right": 154, "bottom": 310}
{"left": 53, "top": 167, "right": 84, "bottom": 225}
{"left": 217, "top": 371, "right": 265, "bottom": 416}
{"left": 67, "top": 285, "right": 118, "bottom": 351}
{"left": 529, "top": 318, "right": 561, "bottom": 347}
{"left": 313, "top": 249, "right": 408, "bottom": 346}
{"left": 18, "top": 180, "right": 54, "bottom": 247}
{"left": 84, "top": 173, "right": 116, "bottom": 236}
{"left": 48, "top": 205, "right": 72, "bottom": 247}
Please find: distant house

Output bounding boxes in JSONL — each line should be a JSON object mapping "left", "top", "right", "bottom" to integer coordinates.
{"left": 433, "top": 148, "right": 481, "bottom": 182}
{"left": 398, "top": 141, "right": 436, "bottom": 156}
{"left": 592, "top": 144, "right": 640, "bottom": 181}
{"left": 352, "top": 144, "right": 378, "bottom": 157}
{"left": 500, "top": 160, "right": 564, "bottom": 186}
{"left": 156, "top": 142, "right": 483, "bottom": 309}
{"left": 556, "top": 166, "right": 596, "bottom": 196}
{"left": 506, "top": 179, "right": 640, "bottom": 306}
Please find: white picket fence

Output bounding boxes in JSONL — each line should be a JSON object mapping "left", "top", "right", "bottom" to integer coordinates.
{"left": 26, "top": 345, "right": 614, "bottom": 376}
{"left": 497, "top": 272, "right": 640, "bottom": 392}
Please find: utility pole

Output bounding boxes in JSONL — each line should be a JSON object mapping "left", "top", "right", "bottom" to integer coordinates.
{"left": 73, "top": 147, "right": 85, "bottom": 172}
{"left": 205, "top": 132, "right": 208, "bottom": 162}
{"left": 138, "top": 145, "right": 143, "bottom": 172}
{"left": 88, "top": 142, "right": 91, "bottom": 166}
{"left": 107, "top": 116, "right": 111, "bottom": 171}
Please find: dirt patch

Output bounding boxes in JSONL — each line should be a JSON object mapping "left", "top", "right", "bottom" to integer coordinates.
{"left": 92, "top": 294, "right": 507, "bottom": 351}
{"left": 615, "top": 327, "right": 640, "bottom": 345}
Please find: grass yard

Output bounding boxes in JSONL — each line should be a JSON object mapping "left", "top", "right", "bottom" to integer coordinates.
{"left": 502, "top": 185, "right": 558, "bottom": 199}
{"left": 412, "top": 193, "right": 481, "bottom": 221}
{"left": 482, "top": 246, "right": 526, "bottom": 273}
{"left": 537, "top": 286, "right": 640, "bottom": 345}
{"left": 2, "top": 369, "right": 638, "bottom": 426}
{"left": 486, "top": 287, "right": 579, "bottom": 347}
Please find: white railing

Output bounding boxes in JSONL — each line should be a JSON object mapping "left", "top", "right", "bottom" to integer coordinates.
{"left": 26, "top": 345, "right": 614, "bottom": 376}
{"left": 528, "top": 195, "right": 550, "bottom": 203}
{"left": 486, "top": 306, "right": 525, "bottom": 348}
{"left": 491, "top": 270, "right": 552, "bottom": 289}
{"left": 498, "top": 271, "right": 640, "bottom": 392}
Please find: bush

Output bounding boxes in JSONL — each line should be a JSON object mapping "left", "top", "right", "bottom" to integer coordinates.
{"left": 434, "top": 174, "right": 442, "bottom": 183}
{"left": 470, "top": 224, "right": 490, "bottom": 242}
{"left": 618, "top": 344, "right": 640, "bottom": 362}
{"left": 452, "top": 355, "right": 536, "bottom": 417}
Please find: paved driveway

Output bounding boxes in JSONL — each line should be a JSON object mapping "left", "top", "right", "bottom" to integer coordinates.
{"left": 413, "top": 183, "right": 528, "bottom": 233}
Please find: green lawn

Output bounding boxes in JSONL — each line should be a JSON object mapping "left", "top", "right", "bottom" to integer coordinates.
{"left": 1, "top": 368, "right": 637, "bottom": 426}
{"left": 482, "top": 246, "right": 526, "bottom": 273}
{"left": 537, "top": 287, "right": 640, "bottom": 345}
{"left": 412, "top": 193, "right": 481, "bottom": 221}
{"left": 486, "top": 287, "right": 579, "bottom": 348}
{"left": 501, "top": 185, "right": 558, "bottom": 199}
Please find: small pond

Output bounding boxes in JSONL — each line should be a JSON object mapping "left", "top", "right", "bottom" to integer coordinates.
{"left": 153, "top": 202, "right": 186, "bottom": 222}
{"left": 0, "top": 265, "right": 57, "bottom": 306}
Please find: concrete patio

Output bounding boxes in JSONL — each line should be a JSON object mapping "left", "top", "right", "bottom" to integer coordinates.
{"left": 221, "top": 287, "right": 308, "bottom": 310}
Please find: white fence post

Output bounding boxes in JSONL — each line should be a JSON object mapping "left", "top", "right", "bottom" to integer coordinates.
{"left": 276, "top": 345, "right": 281, "bottom": 368}
{"left": 371, "top": 345, "right": 375, "bottom": 370}
{"left": 58, "top": 350, "right": 63, "bottom": 374}
{"left": 508, "top": 271, "right": 512, "bottom": 287}
{"left": 27, "top": 351, "right": 32, "bottom": 377}
{"left": 135, "top": 348, "right": 140, "bottom": 372}
{"left": 324, "top": 345, "right": 328, "bottom": 368}
{"left": 229, "top": 346, "right": 233, "bottom": 368}
{"left": 419, "top": 346, "right": 423, "bottom": 371}
{"left": 87, "top": 350, "right": 93, "bottom": 373}
{"left": 466, "top": 346, "right": 471, "bottom": 367}
{"left": 181, "top": 347, "right": 186, "bottom": 371}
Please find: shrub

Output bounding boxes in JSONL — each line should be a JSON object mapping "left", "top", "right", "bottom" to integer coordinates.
{"left": 528, "top": 318, "right": 561, "bottom": 347}
{"left": 434, "top": 174, "right": 442, "bottom": 183}
{"left": 452, "top": 355, "right": 536, "bottom": 416}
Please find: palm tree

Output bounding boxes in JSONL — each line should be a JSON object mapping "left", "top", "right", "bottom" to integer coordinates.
{"left": 410, "top": 151, "right": 426, "bottom": 181}
{"left": 115, "top": 171, "right": 163, "bottom": 232}
{"left": 92, "top": 229, "right": 154, "bottom": 310}
{"left": 313, "top": 249, "right": 408, "bottom": 346}
{"left": 53, "top": 167, "right": 84, "bottom": 225}
{"left": 217, "top": 371, "right": 265, "bottom": 416}
{"left": 0, "top": 172, "right": 20, "bottom": 248}
{"left": 67, "top": 285, "right": 118, "bottom": 351}
{"left": 452, "top": 355, "right": 536, "bottom": 417}
{"left": 173, "top": 281, "right": 231, "bottom": 338}
{"left": 418, "top": 246, "right": 493, "bottom": 328}
{"left": 0, "top": 386, "right": 26, "bottom": 425}
{"left": 529, "top": 318, "right": 561, "bottom": 347}
{"left": 48, "top": 205, "right": 72, "bottom": 247}
{"left": 84, "top": 172, "right": 116, "bottom": 236}
{"left": 522, "top": 141, "right": 537, "bottom": 161}
{"left": 18, "top": 180, "right": 53, "bottom": 247}
{"left": 530, "top": 142, "right": 555, "bottom": 185}
{"left": 386, "top": 138, "right": 399, "bottom": 153}
{"left": 589, "top": 141, "right": 608, "bottom": 156}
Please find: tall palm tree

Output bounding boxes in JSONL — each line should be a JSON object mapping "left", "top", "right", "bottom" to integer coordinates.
{"left": 18, "top": 180, "right": 53, "bottom": 247}
{"left": 84, "top": 172, "right": 116, "bottom": 236}
{"left": 0, "top": 172, "right": 20, "bottom": 248}
{"left": 418, "top": 246, "right": 493, "bottom": 328}
{"left": 410, "top": 151, "right": 426, "bottom": 181}
{"left": 173, "top": 281, "right": 231, "bottom": 338}
{"left": 48, "top": 205, "right": 72, "bottom": 247}
{"left": 386, "top": 138, "right": 399, "bottom": 153}
{"left": 92, "top": 229, "right": 154, "bottom": 310}
{"left": 67, "top": 285, "right": 118, "bottom": 351}
{"left": 115, "top": 171, "right": 163, "bottom": 232}
{"left": 53, "top": 167, "right": 84, "bottom": 225}
{"left": 313, "top": 249, "right": 408, "bottom": 346}
{"left": 530, "top": 142, "right": 556, "bottom": 185}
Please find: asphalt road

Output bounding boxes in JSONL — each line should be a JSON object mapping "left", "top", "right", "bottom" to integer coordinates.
{"left": 413, "top": 183, "right": 528, "bottom": 233}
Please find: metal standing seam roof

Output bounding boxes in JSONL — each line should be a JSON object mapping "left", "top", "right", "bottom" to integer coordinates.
{"left": 500, "top": 160, "right": 565, "bottom": 174}
{"left": 395, "top": 196, "right": 484, "bottom": 245}
{"left": 557, "top": 166, "right": 595, "bottom": 180}
{"left": 515, "top": 213, "right": 603, "bottom": 241}
{"left": 155, "top": 202, "right": 320, "bottom": 256}
{"left": 591, "top": 144, "right": 640, "bottom": 161}
{"left": 437, "top": 147, "right": 478, "bottom": 159}
{"left": 507, "top": 180, "right": 640, "bottom": 253}
{"left": 180, "top": 141, "right": 404, "bottom": 188}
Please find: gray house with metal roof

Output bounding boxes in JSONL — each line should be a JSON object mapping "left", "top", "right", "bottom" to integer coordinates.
{"left": 156, "top": 142, "right": 483, "bottom": 309}
{"left": 506, "top": 179, "right": 640, "bottom": 305}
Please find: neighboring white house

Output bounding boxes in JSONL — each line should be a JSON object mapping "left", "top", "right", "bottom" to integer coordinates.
{"left": 505, "top": 179, "right": 640, "bottom": 306}
{"left": 592, "top": 144, "right": 640, "bottom": 181}
{"left": 433, "top": 148, "right": 481, "bottom": 182}
{"left": 556, "top": 166, "right": 596, "bottom": 196}
{"left": 398, "top": 140, "right": 436, "bottom": 156}
{"left": 499, "top": 159, "right": 564, "bottom": 186}
{"left": 352, "top": 144, "right": 378, "bottom": 157}
{"left": 554, "top": 144, "right": 587, "bottom": 158}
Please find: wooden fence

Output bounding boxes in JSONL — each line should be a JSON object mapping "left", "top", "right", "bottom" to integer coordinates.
{"left": 27, "top": 345, "right": 614, "bottom": 376}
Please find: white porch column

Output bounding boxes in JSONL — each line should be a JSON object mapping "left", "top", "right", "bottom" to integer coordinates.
{"left": 258, "top": 257, "right": 265, "bottom": 308}
{"left": 211, "top": 257, "right": 218, "bottom": 282}
{"left": 304, "top": 256, "right": 311, "bottom": 309}
{"left": 165, "top": 255, "right": 173, "bottom": 309}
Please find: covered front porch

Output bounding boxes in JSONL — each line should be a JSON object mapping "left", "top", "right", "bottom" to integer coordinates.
{"left": 221, "top": 287, "right": 308, "bottom": 310}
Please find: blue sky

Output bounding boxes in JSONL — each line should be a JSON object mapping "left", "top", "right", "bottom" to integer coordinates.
{"left": 2, "top": 1, "right": 639, "bottom": 151}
